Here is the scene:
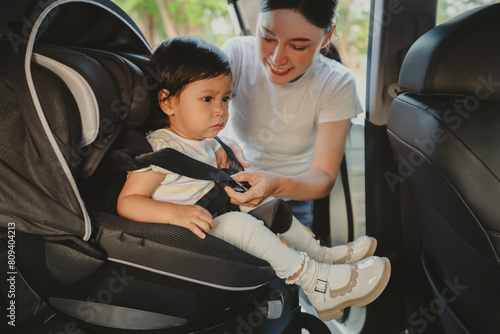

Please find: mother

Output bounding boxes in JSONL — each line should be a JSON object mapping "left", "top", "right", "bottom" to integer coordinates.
{"left": 220, "top": 0, "right": 362, "bottom": 230}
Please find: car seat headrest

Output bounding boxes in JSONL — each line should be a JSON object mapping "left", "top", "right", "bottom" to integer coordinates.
{"left": 33, "top": 52, "right": 99, "bottom": 147}
{"left": 399, "top": 3, "right": 500, "bottom": 101}
{"left": 32, "top": 43, "right": 151, "bottom": 178}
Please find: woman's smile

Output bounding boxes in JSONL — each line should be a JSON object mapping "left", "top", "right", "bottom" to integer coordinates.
{"left": 267, "top": 59, "right": 293, "bottom": 76}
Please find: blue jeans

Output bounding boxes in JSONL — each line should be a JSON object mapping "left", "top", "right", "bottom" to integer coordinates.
{"left": 286, "top": 200, "right": 314, "bottom": 231}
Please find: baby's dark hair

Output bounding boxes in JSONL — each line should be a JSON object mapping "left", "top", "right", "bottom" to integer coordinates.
{"left": 148, "top": 36, "right": 231, "bottom": 129}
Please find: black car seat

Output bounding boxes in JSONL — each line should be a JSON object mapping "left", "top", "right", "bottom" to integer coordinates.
{"left": 0, "top": 1, "right": 287, "bottom": 333}
{"left": 387, "top": 3, "right": 500, "bottom": 334}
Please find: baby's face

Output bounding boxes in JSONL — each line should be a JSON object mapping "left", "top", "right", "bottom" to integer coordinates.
{"left": 166, "top": 74, "right": 231, "bottom": 141}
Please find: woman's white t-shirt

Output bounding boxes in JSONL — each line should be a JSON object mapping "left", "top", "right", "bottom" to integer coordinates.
{"left": 221, "top": 36, "right": 363, "bottom": 176}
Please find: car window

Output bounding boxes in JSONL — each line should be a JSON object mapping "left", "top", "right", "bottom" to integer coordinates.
{"left": 112, "top": 0, "right": 235, "bottom": 47}
{"left": 437, "top": 0, "right": 498, "bottom": 24}
{"left": 335, "top": 0, "right": 370, "bottom": 119}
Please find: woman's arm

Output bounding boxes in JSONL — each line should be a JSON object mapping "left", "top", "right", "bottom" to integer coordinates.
{"left": 117, "top": 170, "right": 213, "bottom": 238}
{"left": 225, "top": 119, "right": 351, "bottom": 206}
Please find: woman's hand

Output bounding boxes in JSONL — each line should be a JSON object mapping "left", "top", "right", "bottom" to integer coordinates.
{"left": 169, "top": 204, "right": 214, "bottom": 239}
{"left": 225, "top": 120, "right": 351, "bottom": 203}
{"left": 224, "top": 170, "right": 281, "bottom": 206}
{"left": 214, "top": 136, "right": 251, "bottom": 169}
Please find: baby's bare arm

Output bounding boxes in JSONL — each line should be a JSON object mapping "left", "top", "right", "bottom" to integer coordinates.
{"left": 117, "top": 170, "right": 213, "bottom": 239}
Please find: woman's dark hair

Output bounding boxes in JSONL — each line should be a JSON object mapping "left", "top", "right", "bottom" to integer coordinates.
{"left": 147, "top": 36, "right": 231, "bottom": 129}
{"left": 257, "top": 0, "right": 342, "bottom": 62}
{"left": 258, "top": 0, "right": 338, "bottom": 31}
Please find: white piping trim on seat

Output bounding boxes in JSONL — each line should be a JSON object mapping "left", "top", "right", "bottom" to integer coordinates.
{"left": 25, "top": 0, "right": 151, "bottom": 241}
{"left": 108, "top": 257, "right": 269, "bottom": 292}
{"left": 33, "top": 53, "right": 99, "bottom": 147}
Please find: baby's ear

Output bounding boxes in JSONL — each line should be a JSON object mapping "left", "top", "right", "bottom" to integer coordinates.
{"left": 158, "top": 89, "right": 174, "bottom": 115}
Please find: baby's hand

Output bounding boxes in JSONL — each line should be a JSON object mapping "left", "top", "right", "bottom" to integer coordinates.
{"left": 171, "top": 205, "right": 213, "bottom": 239}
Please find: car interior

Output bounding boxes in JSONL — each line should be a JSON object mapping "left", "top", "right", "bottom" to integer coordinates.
{"left": 0, "top": 0, "right": 499, "bottom": 333}
{"left": 386, "top": 4, "right": 500, "bottom": 333}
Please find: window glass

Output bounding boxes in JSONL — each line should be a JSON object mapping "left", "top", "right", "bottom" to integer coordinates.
{"left": 335, "top": 0, "right": 370, "bottom": 118}
{"left": 114, "top": 0, "right": 370, "bottom": 117}
{"left": 113, "top": 0, "right": 498, "bottom": 116}
{"left": 437, "top": 0, "right": 498, "bottom": 24}
{"left": 112, "top": 0, "right": 235, "bottom": 48}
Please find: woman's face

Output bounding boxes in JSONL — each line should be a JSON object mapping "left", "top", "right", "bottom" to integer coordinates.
{"left": 256, "top": 9, "right": 332, "bottom": 85}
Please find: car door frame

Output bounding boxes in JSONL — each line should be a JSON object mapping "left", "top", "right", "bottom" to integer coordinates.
{"left": 364, "top": 0, "right": 440, "bottom": 333}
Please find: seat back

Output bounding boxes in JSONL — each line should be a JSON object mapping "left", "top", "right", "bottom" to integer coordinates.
{"left": 0, "top": 1, "right": 278, "bottom": 332}
{"left": 0, "top": 0, "right": 152, "bottom": 239}
{"left": 387, "top": 4, "right": 500, "bottom": 333}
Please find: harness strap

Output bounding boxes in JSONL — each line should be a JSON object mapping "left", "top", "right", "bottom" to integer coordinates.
{"left": 195, "top": 182, "right": 239, "bottom": 216}
{"left": 134, "top": 137, "right": 245, "bottom": 215}
{"left": 134, "top": 137, "right": 294, "bottom": 234}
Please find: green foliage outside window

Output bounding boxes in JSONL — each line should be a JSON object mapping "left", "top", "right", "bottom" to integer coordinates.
{"left": 114, "top": 0, "right": 496, "bottom": 67}
{"left": 113, "top": 0, "right": 233, "bottom": 48}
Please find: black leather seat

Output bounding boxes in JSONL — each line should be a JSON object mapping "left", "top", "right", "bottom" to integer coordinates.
{"left": 387, "top": 3, "right": 500, "bottom": 333}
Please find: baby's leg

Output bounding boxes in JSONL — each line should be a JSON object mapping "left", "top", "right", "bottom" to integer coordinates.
{"left": 209, "top": 212, "right": 391, "bottom": 322}
{"left": 237, "top": 196, "right": 275, "bottom": 214}
{"left": 240, "top": 199, "right": 376, "bottom": 265}
{"left": 209, "top": 211, "right": 303, "bottom": 279}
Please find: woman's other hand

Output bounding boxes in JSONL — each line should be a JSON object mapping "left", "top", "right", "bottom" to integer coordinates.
{"left": 214, "top": 136, "right": 251, "bottom": 169}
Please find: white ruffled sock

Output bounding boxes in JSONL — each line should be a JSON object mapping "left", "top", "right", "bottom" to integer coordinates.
{"left": 281, "top": 218, "right": 352, "bottom": 262}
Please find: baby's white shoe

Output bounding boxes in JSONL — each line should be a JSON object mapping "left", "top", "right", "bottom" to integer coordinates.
{"left": 322, "top": 236, "right": 378, "bottom": 264}
{"left": 297, "top": 256, "right": 391, "bottom": 321}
